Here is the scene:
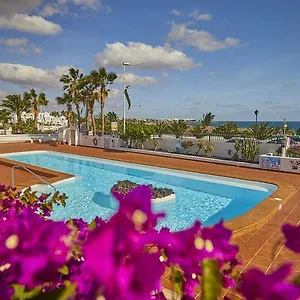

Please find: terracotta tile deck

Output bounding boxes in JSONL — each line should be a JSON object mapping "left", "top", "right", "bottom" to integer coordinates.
{"left": 0, "top": 142, "right": 299, "bottom": 299}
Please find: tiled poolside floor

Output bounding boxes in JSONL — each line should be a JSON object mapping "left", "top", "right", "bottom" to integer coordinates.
{"left": 0, "top": 143, "right": 299, "bottom": 299}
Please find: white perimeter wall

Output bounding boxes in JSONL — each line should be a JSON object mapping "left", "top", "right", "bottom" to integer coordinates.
{"left": 142, "top": 137, "right": 279, "bottom": 162}
{"left": 0, "top": 134, "right": 58, "bottom": 143}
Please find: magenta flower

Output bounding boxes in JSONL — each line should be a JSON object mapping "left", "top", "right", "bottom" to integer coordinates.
{"left": 84, "top": 217, "right": 165, "bottom": 299}
{"left": 282, "top": 224, "right": 300, "bottom": 253}
{"left": 112, "top": 185, "right": 165, "bottom": 230}
{"left": 0, "top": 208, "right": 71, "bottom": 289}
{"left": 239, "top": 263, "right": 300, "bottom": 300}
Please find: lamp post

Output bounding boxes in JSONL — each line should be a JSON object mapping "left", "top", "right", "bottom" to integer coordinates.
{"left": 283, "top": 118, "right": 288, "bottom": 135}
{"left": 282, "top": 118, "right": 288, "bottom": 157}
{"left": 123, "top": 62, "right": 130, "bottom": 133}
{"left": 254, "top": 110, "right": 259, "bottom": 126}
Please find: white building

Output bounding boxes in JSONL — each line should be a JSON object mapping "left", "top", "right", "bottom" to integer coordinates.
{"left": 12, "top": 112, "right": 68, "bottom": 128}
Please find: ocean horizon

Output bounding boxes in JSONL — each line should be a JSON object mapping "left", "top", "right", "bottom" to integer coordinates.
{"left": 189, "top": 121, "right": 300, "bottom": 130}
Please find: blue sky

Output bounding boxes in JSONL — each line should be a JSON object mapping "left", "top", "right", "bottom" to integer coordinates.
{"left": 0, "top": 0, "right": 299, "bottom": 121}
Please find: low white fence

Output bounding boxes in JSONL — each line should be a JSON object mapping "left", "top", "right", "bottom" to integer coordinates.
{"left": 0, "top": 134, "right": 58, "bottom": 143}
{"left": 142, "top": 137, "right": 278, "bottom": 162}
{"left": 79, "top": 134, "right": 120, "bottom": 149}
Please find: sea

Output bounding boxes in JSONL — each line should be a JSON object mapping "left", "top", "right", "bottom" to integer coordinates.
{"left": 189, "top": 121, "right": 300, "bottom": 130}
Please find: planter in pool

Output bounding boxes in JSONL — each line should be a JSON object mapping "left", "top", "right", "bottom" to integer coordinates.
{"left": 110, "top": 191, "right": 176, "bottom": 210}
{"left": 110, "top": 180, "right": 176, "bottom": 210}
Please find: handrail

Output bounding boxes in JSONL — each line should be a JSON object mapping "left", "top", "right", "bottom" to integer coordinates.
{"left": 12, "top": 165, "right": 56, "bottom": 192}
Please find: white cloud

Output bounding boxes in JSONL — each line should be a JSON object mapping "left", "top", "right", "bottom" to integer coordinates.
{"left": 171, "top": 9, "right": 180, "bottom": 16}
{"left": 39, "top": 3, "right": 65, "bottom": 17}
{"left": 0, "top": 63, "right": 71, "bottom": 89}
{"left": 0, "top": 38, "right": 42, "bottom": 55}
{"left": 161, "top": 71, "right": 168, "bottom": 78}
{"left": 57, "top": 0, "right": 110, "bottom": 11}
{"left": 0, "top": 13, "right": 62, "bottom": 35}
{"left": 0, "top": 90, "right": 9, "bottom": 100}
{"left": 40, "top": 0, "right": 110, "bottom": 16}
{"left": 32, "top": 46, "right": 42, "bottom": 54}
{"left": 108, "top": 88, "right": 120, "bottom": 99}
{"left": 189, "top": 9, "right": 211, "bottom": 21}
{"left": 95, "top": 42, "right": 200, "bottom": 70}
{"left": 0, "top": 38, "right": 28, "bottom": 46}
{"left": 168, "top": 23, "right": 240, "bottom": 51}
{"left": 16, "top": 47, "right": 29, "bottom": 55}
{"left": 0, "top": 0, "right": 42, "bottom": 15}
{"left": 208, "top": 72, "right": 216, "bottom": 77}
{"left": 115, "top": 73, "right": 158, "bottom": 86}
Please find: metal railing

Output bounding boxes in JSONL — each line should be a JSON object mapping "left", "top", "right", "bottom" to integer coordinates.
{"left": 12, "top": 165, "right": 56, "bottom": 192}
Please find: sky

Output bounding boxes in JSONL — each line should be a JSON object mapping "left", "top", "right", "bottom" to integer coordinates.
{"left": 0, "top": 0, "right": 299, "bottom": 121}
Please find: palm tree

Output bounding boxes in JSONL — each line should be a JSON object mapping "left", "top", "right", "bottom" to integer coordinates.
{"left": 105, "top": 111, "right": 118, "bottom": 123}
{"left": 201, "top": 112, "right": 215, "bottom": 128}
{"left": 60, "top": 68, "right": 84, "bottom": 131}
{"left": 81, "top": 77, "right": 96, "bottom": 134}
{"left": 89, "top": 68, "right": 117, "bottom": 136}
{"left": 254, "top": 110, "right": 259, "bottom": 125}
{"left": 56, "top": 93, "right": 73, "bottom": 127}
{"left": 24, "top": 89, "right": 48, "bottom": 131}
{"left": 213, "top": 122, "right": 239, "bottom": 140}
{"left": 50, "top": 111, "right": 60, "bottom": 117}
{"left": 246, "top": 122, "right": 280, "bottom": 141}
{"left": 0, "top": 109, "right": 11, "bottom": 135}
{"left": 154, "top": 121, "right": 169, "bottom": 138}
{"left": 190, "top": 125, "right": 208, "bottom": 138}
{"left": 169, "top": 120, "right": 189, "bottom": 138}
{"left": 1, "top": 94, "right": 30, "bottom": 123}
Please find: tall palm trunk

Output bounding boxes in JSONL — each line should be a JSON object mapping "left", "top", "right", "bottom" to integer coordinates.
{"left": 89, "top": 100, "right": 96, "bottom": 135}
{"left": 33, "top": 106, "right": 39, "bottom": 132}
{"left": 17, "top": 112, "right": 21, "bottom": 123}
{"left": 67, "top": 104, "right": 72, "bottom": 127}
{"left": 100, "top": 98, "right": 105, "bottom": 136}
{"left": 3, "top": 123, "right": 7, "bottom": 135}
{"left": 75, "top": 103, "right": 81, "bottom": 131}
{"left": 85, "top": 101, "right": 89, "bottom": 132}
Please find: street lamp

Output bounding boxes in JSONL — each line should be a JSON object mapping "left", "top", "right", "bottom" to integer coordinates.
{"left": 283, "top": 118, "right": 288, "bottom": 135}
{"left": 123, "top": 62, "right": 130, "bottom": 133}
{"left": 254, "top": 110, "right": 259, "bottom": 126}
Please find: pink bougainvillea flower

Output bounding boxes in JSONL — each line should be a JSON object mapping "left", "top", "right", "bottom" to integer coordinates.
{"left": 239, "top": 263, "right": 300, "bottom": 300}
{"left": 282, "top": 224, "right": 300, "bottom": 253}
{"left": 0, "top": 208, "right": 71, "bottom": 289}
{"left": 112, "top": 185, "right": 165, "bottom": 230}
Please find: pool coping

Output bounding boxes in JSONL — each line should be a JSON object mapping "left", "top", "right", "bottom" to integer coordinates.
{"left": 0, "top": 148, "right": 296, "bottom": 237}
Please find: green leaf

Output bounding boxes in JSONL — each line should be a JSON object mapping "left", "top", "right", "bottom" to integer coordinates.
{"left": 88, "top": 219, "right": 97, "bottom": 230}
{"left": 30, "top": 281, "right": 76, "bottom": 300}
{"left": 124, "top": 87, "right": 131, "bottom": 110}
{"left": 201, "top": 259, "right": 222, "bottom": 300}
{"left": 170, "top": 269, "right": 183, "bottom": 297}
{"left": 57, "top": 281, "right": 76, "bottom": 300}
{"left": 12, "top": 284, "right": 42, "bottom": 300}
{"left": 292, "top": 274, "right": 300, "bottom": 286}
{"left": 58, "top": 265, "right": 69, "bottom": 275}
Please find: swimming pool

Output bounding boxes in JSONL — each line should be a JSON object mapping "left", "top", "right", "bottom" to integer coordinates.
{"left": 4, "top": 151, "right": 277, "bottom": 231}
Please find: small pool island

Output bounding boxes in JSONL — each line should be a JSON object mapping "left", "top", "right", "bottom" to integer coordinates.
{"left": 110, "top": 180, "right": 176, "bottom": 209}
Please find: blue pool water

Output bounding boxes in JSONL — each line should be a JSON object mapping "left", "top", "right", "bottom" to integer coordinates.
{"left": 4, "top": 151, "right": 277, "bottom": 231}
